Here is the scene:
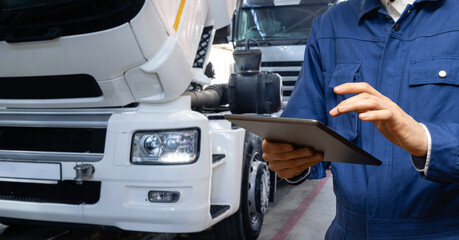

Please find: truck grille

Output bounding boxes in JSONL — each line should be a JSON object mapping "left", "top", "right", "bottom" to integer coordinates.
{"left": 193, "top": 26, "right": 214, "bottom": 68}
{"left": 0, "top": 180, "right": 101, "bottom": 204}
{"left": 0, "top": 112, "right": 110, "bottom": 162}
{"left": 261, "top": 61, "right": 303, "bottom": 106}
{"left": 0, "top": 127, "right": 106, "bottom": 153}
{"left": 0, "top": 74, "right": 102, "bottom": 99}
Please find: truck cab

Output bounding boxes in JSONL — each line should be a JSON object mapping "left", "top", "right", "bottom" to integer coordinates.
{"left": 0, "top": 1, "right": 277, "bottom": 239}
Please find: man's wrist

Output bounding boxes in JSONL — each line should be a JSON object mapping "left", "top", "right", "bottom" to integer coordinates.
{"left": 411, "top": 122, "right": 429, "bottom": 156}
{"left": 411, "top": 123, "right": 432, "bottom": 175}
{"left": 285, "top": 168, "right": 311, "bottom": 185}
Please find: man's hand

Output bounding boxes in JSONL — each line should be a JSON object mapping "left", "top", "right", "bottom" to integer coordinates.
{"left": 329, "top": 82, "right": 427, "bottom": 156}
{"left": 262, "top": 140, "right": 323, "bottom": 179}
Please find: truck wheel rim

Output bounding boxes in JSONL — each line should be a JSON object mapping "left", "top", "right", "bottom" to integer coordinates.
{"left": 247, "top": 152, "right": 270, "bottom": 225}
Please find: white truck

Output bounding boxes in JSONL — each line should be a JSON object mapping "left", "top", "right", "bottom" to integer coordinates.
{"left": 233, "top": 0, "right": 341, "bottom": 106}
{"left": 0, "top": 0, "right": 281, "bottom": 239}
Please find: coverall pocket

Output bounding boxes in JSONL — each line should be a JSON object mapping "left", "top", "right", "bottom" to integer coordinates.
{"left": 409, "top": 57, "right": 459, "bottom": 122}
{"left": 327, "top": 62, "right": 361, "bottom": 141}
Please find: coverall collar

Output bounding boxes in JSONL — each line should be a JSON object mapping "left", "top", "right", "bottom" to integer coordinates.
{"left": 358, "top": 0, "right": 439, "bottom": 21}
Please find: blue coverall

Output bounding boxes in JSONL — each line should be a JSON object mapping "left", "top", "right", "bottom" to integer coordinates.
{"left": 281, "top": 0, "right": 459, "bottom": 239}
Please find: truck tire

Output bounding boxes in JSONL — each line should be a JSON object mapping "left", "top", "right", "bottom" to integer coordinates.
{"left": 212, "top": 133, "right": 270, "bottom": 240}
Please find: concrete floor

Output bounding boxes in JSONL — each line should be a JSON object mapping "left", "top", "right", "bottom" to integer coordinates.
{"left": 257, "top": 171, "right": 335, "bottom": 240}
{"left": 0, "top": 171, "right": 336, "bottom": 240}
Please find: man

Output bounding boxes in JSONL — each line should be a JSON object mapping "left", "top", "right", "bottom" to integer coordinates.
{"left": 262, "top": 0, "right": 459, "bottom": 239}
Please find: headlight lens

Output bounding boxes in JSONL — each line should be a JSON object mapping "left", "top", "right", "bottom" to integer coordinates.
{"left": 131, "top": 128, "right": 200, "bottom": 164}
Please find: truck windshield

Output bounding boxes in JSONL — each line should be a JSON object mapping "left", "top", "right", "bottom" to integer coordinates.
{"left": 236, "top": 3, "right": 330, "bottom": 45}
{"left": 0, "top": 0, "right": 144, "bottom": 42}
{"left": 0, "top": 0, "right": 73, "bottom": 11}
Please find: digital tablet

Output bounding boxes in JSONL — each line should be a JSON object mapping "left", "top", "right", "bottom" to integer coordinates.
{"left": 225, "top": 114, "right": 381, "bottom": 166}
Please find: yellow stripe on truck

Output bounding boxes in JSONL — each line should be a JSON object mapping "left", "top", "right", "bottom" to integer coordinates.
{"left": 173, "top": 0, "right": 186, "bottom": 31}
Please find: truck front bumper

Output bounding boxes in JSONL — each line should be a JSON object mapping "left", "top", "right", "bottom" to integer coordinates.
{"left": 0, "top": 99, "right": 243, "bottom": 233}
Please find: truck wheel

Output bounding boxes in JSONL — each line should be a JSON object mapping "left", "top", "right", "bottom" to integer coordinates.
{"left": 212, "top": 134, "right": 270, "bottom": 240}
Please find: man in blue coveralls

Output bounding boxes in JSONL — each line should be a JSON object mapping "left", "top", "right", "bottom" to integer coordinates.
{"left": 262, "top": 0, "right": 459, "bottom": 239}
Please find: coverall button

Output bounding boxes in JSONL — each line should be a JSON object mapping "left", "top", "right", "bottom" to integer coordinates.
{"left": 439, "top": 70, "right": 447, "bottom": 78}
{"left": 394, "top": 24, "right": 401, "bottom": 31}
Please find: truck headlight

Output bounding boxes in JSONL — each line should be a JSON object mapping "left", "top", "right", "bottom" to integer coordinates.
{"left": 131, "top": 128, "right": 200, "bottom": 164}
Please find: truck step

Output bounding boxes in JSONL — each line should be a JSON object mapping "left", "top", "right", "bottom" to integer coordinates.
{"left": 212, "top": 154, "right": 225, "bottom": 164}
{"left": 210, "top": 205, "right": 230, "bottom": 219}
{"left": 211, "top": 154, "right": 226, "bottom": 169}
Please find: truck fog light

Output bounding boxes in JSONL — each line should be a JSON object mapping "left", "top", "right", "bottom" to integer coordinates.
{"left": 131, "top": 128, "right": 200, "bottom": 164}
{"left": 148, "top": 191, "right": 180, "bottom": 203}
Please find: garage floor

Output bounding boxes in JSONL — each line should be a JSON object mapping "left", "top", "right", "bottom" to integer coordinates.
{"left": 258, "top": 171, "right": 335, "bottom": 240}
{"left": 0, "top": 171, "right": 335, "bottom": 240}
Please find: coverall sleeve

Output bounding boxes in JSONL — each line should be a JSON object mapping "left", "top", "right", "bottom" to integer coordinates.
{"left": 280, "top": 19, "right": 329, "bottom": 180}
{"left": 421, "top": 123, "right": 459, "bottom": 184}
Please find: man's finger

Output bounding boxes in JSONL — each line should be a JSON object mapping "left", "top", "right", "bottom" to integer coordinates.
{"left": 274, "top": 155, "right": 323, "bottom": 179}
{"left": 262, "top": 139, "right": 295, "bottom": 153}
{"left": 330, "top": 94, "right": 385, "bottom": 116}
{"left": 334, "top": 82, "right": 383, "bottom": 97}
{"left": 329, "top": 93, "right": 383, "bottom": 116}
{"left": 263, "top": 147, "right": 314, "bottom": 162}
{"left": 266, "top": 152, "right": 322, "bottom": 171}
{"left": 359, "top": 109, "right": 393, "bottom": 121}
